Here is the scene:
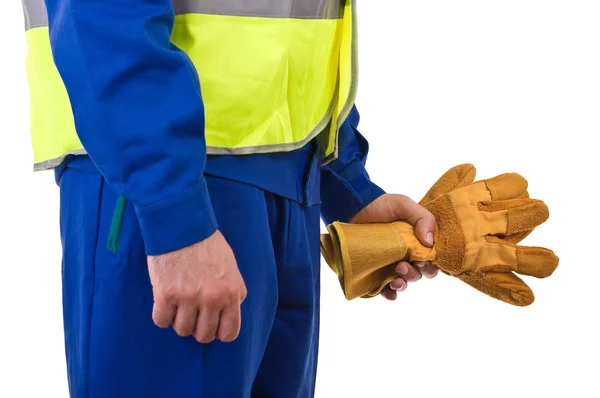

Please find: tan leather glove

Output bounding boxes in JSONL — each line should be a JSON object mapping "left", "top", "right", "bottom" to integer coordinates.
{"left": 320, "top": 164, "right": 559, "bottom": 306}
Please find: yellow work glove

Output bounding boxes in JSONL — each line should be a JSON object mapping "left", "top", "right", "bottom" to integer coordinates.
{"left": 320, "top": 164, "right": 559, "bottom": 306}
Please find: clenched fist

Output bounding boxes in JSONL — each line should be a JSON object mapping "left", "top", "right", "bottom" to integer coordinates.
{"left": 147, "top": 230, "right": 247, "bottom": 343}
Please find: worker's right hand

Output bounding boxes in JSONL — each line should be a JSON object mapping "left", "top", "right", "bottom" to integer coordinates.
{"left": 147, "top": 230, "right": 247, "bottom": 344}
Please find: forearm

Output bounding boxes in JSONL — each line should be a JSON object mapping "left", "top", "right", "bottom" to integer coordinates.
{"left": 44, "top": 0, "right": 216, "bottom": 254}
{"left": 320, "top": 105, "right": 385, "bottom": 224}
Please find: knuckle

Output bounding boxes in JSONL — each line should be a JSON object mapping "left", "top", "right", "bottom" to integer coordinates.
{"left": 220, "top": 335, "right": 234, "bottom": 343}
{"left": 161, "top": 289, "right": 179, "bottom": 303}
{"left": 428, "top": 270, "right": 439, "bottom": 279}
{"left": 226, "top": 286, "right": 239, "bottom": 299}
{"left": 396, "top": 264, "right": 408, "bottom": 274}
{"left": 406, "top": 269, "right": 421, "bottom": 281}
{"left": 201, "top": 290, "right": 221, "bottom": 305}
{"left": 421, "top": 212, "right": 435, "bottom": 224}
{"left": 218, "top": 329, "right": 239, "bottom": 343}
{"left": 195, "top": 333, "right": 216, "bottom": 344}
{"left": 152, "top": 316, "right": 170, "bottom": 329}
{"left": 174, "top": 327, "right": 192, "bottom": 337}
{"left": 183, "top": 291, "right": 201, "bottom": 303}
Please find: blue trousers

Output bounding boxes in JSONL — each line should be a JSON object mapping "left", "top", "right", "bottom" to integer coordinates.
{"left": 58, "top": 156, "right": 321, "bottom": 397}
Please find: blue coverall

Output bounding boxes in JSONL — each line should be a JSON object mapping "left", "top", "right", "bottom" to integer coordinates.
{"left": 45, "top": 0, "right": 385, "bottom": 396}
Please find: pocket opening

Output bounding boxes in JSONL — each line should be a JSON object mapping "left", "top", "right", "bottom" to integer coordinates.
{"left": 107, "top": 195, "right": 127, "bottom": 254}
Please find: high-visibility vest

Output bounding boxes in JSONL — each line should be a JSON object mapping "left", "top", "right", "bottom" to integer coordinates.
{"left": 22, "top": 0, "right": 357, "bottom": 171}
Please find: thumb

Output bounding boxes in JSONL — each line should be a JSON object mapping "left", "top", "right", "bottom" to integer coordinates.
{"left": 392, "top": 195, "right": 436, "bottom": 247}
{"left": 414, "top": 212, "right": 436, "bottom": 248}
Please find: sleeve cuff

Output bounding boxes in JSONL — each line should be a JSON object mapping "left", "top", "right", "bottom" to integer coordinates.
{"left": 320, "top": 159, "right": 386, "bottom": 225}
{"left": 134, "top": 178, "right": 218, "bottom": 255}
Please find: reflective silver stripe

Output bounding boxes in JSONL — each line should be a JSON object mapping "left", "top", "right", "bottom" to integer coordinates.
{"left": 33, "top": 149, "right": 88, "bottom": 171}
{"left": 207, "top": 135, "right": 319, "bottom": 156}
{"left": 33, "top": 128, "right": 336, "bottom": 171}
{"left": 22, "top": 0, "right": 48, "bottom": 31}
{"left": 173, "top": 0, "right": 341, "bottom": 19}
{"left": 33, "top": 96, "right": 334, "bottom": 168}
{"left": 23, "top": 0, "right": 343, "bottom": 31}
{"left": 33, "top": 136, "right": 333, "bottom": 170}
{"left": 329, "top": 0, "right": 358, "bottom": 164}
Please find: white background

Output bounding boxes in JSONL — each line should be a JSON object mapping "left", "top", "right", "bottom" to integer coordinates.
{"left": 1, "top": 1, "right": 599, "bottom": 397}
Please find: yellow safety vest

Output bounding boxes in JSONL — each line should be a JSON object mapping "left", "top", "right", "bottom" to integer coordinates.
{"left": 22, "top": 0, "right": 357, "bottom": 171}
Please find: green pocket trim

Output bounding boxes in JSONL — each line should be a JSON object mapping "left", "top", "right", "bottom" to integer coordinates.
{"left": 107, "top": 195, "right": 127, "bottom": 254}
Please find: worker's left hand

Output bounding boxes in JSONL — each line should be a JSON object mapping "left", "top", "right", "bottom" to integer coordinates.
{"left": 349, "top": 193, "right": 439, "bottom": 300}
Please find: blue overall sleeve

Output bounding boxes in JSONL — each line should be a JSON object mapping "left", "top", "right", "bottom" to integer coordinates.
{"left": 320, "top": 105, "right": 386, "bottom": 225}
{"left": 44, "top": 0, "right": 217, "bottom": 255}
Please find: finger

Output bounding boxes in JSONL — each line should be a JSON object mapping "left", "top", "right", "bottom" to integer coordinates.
{"left": 389, "top": 278, "right": 407, "bottom": 292}
{"left": 414, "top": 261, "right": 438, "bottom": 278}
{"left": 380, "top": 286, "right": 398, "bottom": 301}
{"left": 194, "top": 306, "right": 220, "bottom": 343}
{"left": 501, "top": 229, "right": 533, "bottom": 244}
{"left": 516, "top": 245, "right": 559, "bottom": 278}
{"left": 479, "top": 199, "right": 549, "bottom": 234}
{"left": 483, "top": 173, "right": 528, "bottom": 201}
{"left": 172, "top": 305, "right": 199, "bottom": 337}
{"left": 484, "top": 236, "right": 559, "bottom": 278}
{"left": 419, "top": 164, "right": 477, "bottom": 205}
{"left": 152, "top": 299, "right": 176, "bottom": 329}
{"left": 393, "top": 198, "right": 436, "bottom": 247}
{"left": 516, "top": 190, "right": 530, "bottom": 199}
{"left": 395, "top": 261, "right": 422, "bottom": 283}
{"left": 459, "top": 271, "right": 534, "bottom": 306}
{"left": 496, "top": 192, "right": 532, "bottom": 243}
{"left": 216, "top": 305, "right": 242, "bottom": 343}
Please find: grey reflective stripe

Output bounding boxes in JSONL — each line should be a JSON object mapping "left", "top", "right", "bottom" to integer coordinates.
{"left": 173, "top": 0, "right": 341, "bottom": 19}
{"left": 22, "top": 0, "right": 48, "bottom": 30}
{"left": 33, "top": 124, "right": 333, "bottom": 171}
{"left": 23, "top": 0, "right": 343, "bottom": 30}
{"left": 206, "top": 110, "right": 332, "bottom": 156}
{"left": 34, "top": 125, "right": 335, "bottom": 171}
{"left": 33, "top": 100, "right": 334, "bottom": 170}
{"left": 207, "top": 137, "right": 317, "bottom": 156}
{"left": 33, "top": 149, "right": 88, "bottom": 172}
{"left": 330, "top": 0, "right": 358, "bottom": 163}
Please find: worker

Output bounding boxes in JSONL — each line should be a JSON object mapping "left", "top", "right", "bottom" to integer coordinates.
{"left": 22, "top": 0, "right": 439, "bottom": 397}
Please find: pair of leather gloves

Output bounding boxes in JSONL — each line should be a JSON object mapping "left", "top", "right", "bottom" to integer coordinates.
{"left": 320, "top": 164, "right": 559, "bottom": 306}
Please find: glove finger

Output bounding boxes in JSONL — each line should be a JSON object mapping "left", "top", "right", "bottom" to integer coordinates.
{"left": 491, "top": 191, "right": 532, "bottom": 243}
{"left": 419, "top": 164, "right": 476, "bottom": 205}
{"left": 479, "top": 198, "right": 550, "bottom": 234}
{"left": 458, "top": 271, "right": 534, "bottom": 306}
{"left": 482, "top": 173, "right": 528, "bottom": 201}
{"left": 515, "top": 245, "right": 559, "bottom": 278}
{"left": 501, "top": 229, "right": 533, "bottom": 244}
{"left": 484, "top": 236, "right": 559, "bottom": 278}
